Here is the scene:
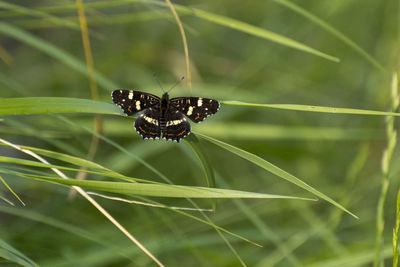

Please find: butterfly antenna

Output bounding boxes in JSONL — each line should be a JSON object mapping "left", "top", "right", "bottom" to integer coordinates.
{"left": 167, "top": 76, "right": 184, "bottom": 93}
{"left": 153, "top": 73, "right": 165, "bottom": 93}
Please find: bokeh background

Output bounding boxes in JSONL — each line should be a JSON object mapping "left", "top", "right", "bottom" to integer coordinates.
{"left": 0, "top": 0, "right": 399, "bottom": 266}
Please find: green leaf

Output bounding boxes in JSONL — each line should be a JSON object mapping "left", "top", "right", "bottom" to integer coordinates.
{"left": 0, "top": 97, "right": 121, "bottom": 116}
{"left": 196, "top": 133, "right": 358, "bottom": 218}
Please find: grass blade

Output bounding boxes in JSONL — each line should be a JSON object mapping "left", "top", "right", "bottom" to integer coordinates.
{"left": 223, "top": 101, "right": 400, "bottom": 117}
{"left": 0, "top": 97, "right": 121, "bottom": 115}
{"left": 272, "top": 0, "right": 386, "bottom": 72}
{"left": 6, "top": 169, "right": 312, "bottom": 200}
{"left": 195, "top": 132, "right": 357, "bottom": 218}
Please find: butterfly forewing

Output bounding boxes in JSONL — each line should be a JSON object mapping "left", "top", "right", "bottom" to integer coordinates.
{"left": 134, "top": 108, "right": 162, "bottom": 139}
{"left": 170, "top": 97, "right": 220, "bottom": 123}
{"left": 112, "top": 90, "right": 160, "bottom": 116}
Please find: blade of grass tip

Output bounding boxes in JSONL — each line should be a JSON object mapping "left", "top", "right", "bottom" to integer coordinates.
{"left": 0, "top": 174, "right": 25, "bottom": 206}
{"left": 0, "top": 22, "right": 117, "bottom": 91}
{"left": 70, "top": 0, "right": 102, "bottom": 200}
{"left": 393, "top": 190, "right": 400, "bottom": 267}
{"left": 146, "top": 0, "right": 339, "bottom": 62}
{"left": 375, "top": 73, "right": 399, "bottom": 267}
{"left": 195, "top": 132, "right": 357, "bottom": 218}
{"left": 222, "top": 100, "right": 400, "bottom": 117}
{"left": 272, "top": 0, "right": 386, "bottom": 73}
{"left": 165, "top": 0, "right": 192, "bottom": 93}
{"left": 0, "top": 138, "right": 164, "bottom": 267}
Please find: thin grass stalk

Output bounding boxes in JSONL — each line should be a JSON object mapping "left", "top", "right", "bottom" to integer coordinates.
{"left": 165, "top": 0, "right": 192, "bottom": 93}
{"left": 393, "top": 190, "right": 400, "bottom": 267}
{"left": 71, "top": 0, "right": 103, "bottom": 199}
{"left": 375, "top": 73, "right": 399, "bottom": 267}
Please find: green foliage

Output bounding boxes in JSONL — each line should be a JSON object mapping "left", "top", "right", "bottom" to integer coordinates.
{"left": 0, "top": 0, "right": 397, "bottom": 266}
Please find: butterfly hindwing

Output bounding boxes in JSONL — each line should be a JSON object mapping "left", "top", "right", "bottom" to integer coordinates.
{"left": 112, "top": 90, "right": 160, "bottom": 116}
{"left": 134, "top": 108, "right": 161, "bottom": 140}
{"left": 163, "top": 110, "right": 191, "bottom": 142}
{"left": 170, "top": 97, "right": 220, "bottom": 123}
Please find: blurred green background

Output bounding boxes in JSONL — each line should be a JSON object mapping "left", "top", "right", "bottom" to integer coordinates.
{"left": 0, "top": 0, "right": 399, "bottom": 266}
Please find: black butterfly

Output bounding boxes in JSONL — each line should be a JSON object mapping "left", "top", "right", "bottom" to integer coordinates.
{"left": 111, "top": 90, "right": 220, "bottom": 142}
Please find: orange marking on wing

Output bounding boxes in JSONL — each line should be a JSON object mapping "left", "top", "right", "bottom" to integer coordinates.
{"left": 149, "top": 132, "right": 158, "bottom": 135}
{"left": 195, "top": 114, "right": 200, "bottom": 120}
{"left": 127, "top": 107, "right": 132, "bottom": 113}
{"left": 177, "top": 130, "right": 186, "bottom": 136}
{"left": 139, "top": 126, "right": 146, "bottom": 133}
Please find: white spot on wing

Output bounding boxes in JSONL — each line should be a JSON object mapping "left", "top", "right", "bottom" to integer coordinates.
{"left": 135, "top": 101, "right": 141, "bottom": 110}
{"left": 128, "top": 91, "right": 133, "bottom": 99}
{"left": 197, "top": 98, "right": 203, "bottom": 107}
{"left": 143, "top": 115, "right": 158, "bottom": 126}
{"left": 187, "top": 106, "right": 194, "bottom": 116}
{"left": 166, "top": 119, "right": 183, "bottom": 126}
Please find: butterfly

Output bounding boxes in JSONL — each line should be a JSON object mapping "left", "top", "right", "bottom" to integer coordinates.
{"left": 111, "top": 90, "right": 220, "bottom": 142}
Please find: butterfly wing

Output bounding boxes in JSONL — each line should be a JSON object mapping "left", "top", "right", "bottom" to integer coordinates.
{"left": 134, "top": 108, "right": 162, "bottom": 140}
{"left": 163, "top": 110, "right": 191, "bottom": 142}
{"left": 112, "top": 90, "right": 160, "bottom": 116}
{"left": 170, "top": 97, "right": 220, "bottom": 123}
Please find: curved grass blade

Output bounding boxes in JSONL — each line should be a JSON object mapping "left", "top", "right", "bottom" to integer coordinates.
{"left": 272, "top": 0, "right": 386, "bottom": 72}
{"left": 151, "top": 1, "right": 339, "bottom": 62}
{"left": 185, "top": 134, "right": 217, "bottom": 210}
{"left": 195, "top": 132, "right": 357, "bottom": 218}
{"left": 0, "top": 22, "right": 117, "bottom": 90}
{"left": 0, "top": 97, "right": 121, "bottom": 116}
{"left": 223, "top": 101, "right": 400, "bottom": 117}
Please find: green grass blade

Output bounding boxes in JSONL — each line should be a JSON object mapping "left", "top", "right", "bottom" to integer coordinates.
{"left": 0, "top": 174, "right": 24, "bottom": 205}
{"left": 196, "top": 132, "right": 357, "bottom": 218}
{"left": 0, "top": 22, "right": 117, "bottom": 90}
{"left": 0, "top": 97, "right": 121, "bottom": 115}
{"left": 12, "top": 171, "right": 313, "bottom": 200}
{"left": 0, "top": 155, "right": 149, "bottom": 183}
{"left": 0, "top": 238, "right": 37, "bottom": 267}
{"left": 223, "top": 101, "right": 400, "bottom": 117}
{"left": 272, "top": 0, "right": 386, "bottom": 72}
{"left": 138, "top": 0, "right": 340, "bottom": 62}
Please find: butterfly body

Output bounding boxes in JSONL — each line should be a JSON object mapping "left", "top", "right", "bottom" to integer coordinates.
{"left": 112, "top": 90, "right": 219, "bottom": 142}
